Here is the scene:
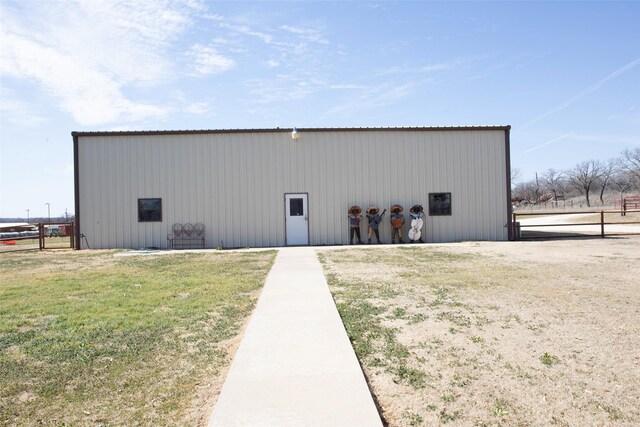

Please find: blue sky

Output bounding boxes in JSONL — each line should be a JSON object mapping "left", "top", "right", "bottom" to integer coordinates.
{"left": 1, "top": 0, "right": 639, "bottom": 218}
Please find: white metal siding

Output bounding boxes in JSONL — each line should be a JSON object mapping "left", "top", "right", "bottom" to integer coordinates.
{"left": 77, "top": 129, "right": 508, "bottom": 249}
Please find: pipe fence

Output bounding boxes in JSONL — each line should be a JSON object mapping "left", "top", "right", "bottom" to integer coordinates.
{"left": 0, "top": 222, "right": 75, "bottom": 253}
{"left": 512, "top": 210, "right": 640, "bottom": 240}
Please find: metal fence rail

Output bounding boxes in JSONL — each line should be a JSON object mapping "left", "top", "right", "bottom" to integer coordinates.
{"left": 614, "top": 196, "right": 640, "bottom": 215}
{"left": 0, "top": 235, "right": 41, "bottom": 253}
{"left": 512, "top": 210, "right": 640, "bottom": 240}
{"left": 0, "top": 222, "right": 75, "bottom": 252}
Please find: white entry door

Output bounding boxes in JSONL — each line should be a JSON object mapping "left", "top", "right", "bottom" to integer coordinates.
{"left": 285, "top": 193, "right": 309, "bottom": 245}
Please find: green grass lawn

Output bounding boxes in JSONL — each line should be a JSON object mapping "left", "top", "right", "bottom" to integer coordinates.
{"left": 0, "top": 249, "right": 275, "bottom": 426}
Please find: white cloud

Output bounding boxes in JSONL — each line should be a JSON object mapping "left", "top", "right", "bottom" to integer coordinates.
{"left": 325, "top": 82, "right": 418, "bottom": 117}
{"left": 45, "top": 163, "right": 74, "bottom": 177}
{"left": 0, "top": 87, "right": 47, "bottom": 126}
{"left": 244, "top": 73, "right": 329, "bottom": 105}
{"left": 522, "top": 133, "right": 576, "bottom": 154}
{"left": 330, "top": 84, "right": 364, "bottom": 90}
{"left": 572, "top": 133, "right": 640, "bottom": 146}
{"left": 378, "top": 61, "right": 456, "bottom": 76}
{"left": 266, "top": 59, "right": 280, "bottom": 68}
{"left": 204, "top": 13, "right": 224, "bottom": 21}
{"left": 521, "top": 132, "right": 640, "bottom": 155}
{"left": 1, "top": 31, "right": 168, "bottom": 126}
{"left": 518, "top": 57, "right": 640, "bottom": 132}
{"left": 187, "top": 44, "right": 235, "bottom": 75}
{"left": 279, "top": 25, "right": 329, "bottom": 45}
{"left": 0, "top": 0, "right": 201, "bottom": 126}
{"left": 217, "top": 19, "right": 329, "bottom": 57}
{"left": 212, "top": 37, "right": 232, "bottom": 44}
{"left": 185, "top": 102, "right": 212, "bottom": 114}
{"left": 219, "top": 22, "right": 274, "bottom": 44}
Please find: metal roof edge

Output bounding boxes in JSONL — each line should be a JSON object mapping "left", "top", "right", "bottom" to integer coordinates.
{"left": 72, "top": 125, "right": 511, "bottom": 137}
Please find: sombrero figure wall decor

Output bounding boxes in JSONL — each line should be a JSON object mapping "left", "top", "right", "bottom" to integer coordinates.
{"left": 347, "top": 206, "right": 364, "bottom": 244}
{"left": 409, "top": 204, "right": 425, "bottom": 243}
{"left": 366, "top": 205, "right": 386, "bottom": 244}
{"left": 390, "top": 204, "right": 405, "bottom": 243}
{"left": 391, "top": 204, "right": 404, "bottom": 213}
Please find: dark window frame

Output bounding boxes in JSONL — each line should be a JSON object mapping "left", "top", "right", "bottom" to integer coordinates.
{"left": 429, "top": 192, "right": 452, "bottom": 216}
{"left": 138, "top": 198, "right": 162, "bottom": 222}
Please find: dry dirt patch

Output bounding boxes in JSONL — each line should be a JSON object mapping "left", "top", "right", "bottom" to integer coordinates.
{"left": 319, "top": 238, "right": 640, "bottom": 426}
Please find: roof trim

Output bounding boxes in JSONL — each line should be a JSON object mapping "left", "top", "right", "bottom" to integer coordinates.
{"left": 72, "top": 125, "right": 511, "bottom": 138}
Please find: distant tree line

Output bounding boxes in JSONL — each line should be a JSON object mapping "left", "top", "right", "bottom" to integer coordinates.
{"left": 0, "top": 211, "right": 75, "bottom": 223}
{"left": 512, "top": 147, "right": 640, "bottom": 208}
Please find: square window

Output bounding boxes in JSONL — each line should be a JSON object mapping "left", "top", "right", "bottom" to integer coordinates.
{"left": 138, "top": 198, "right": 162, "bottom": 222}
{"left": 289, "top": 198, "right": 304, "bottom": 216}
{"left": 429, "top": 193, "right": 452, "bottom": 216}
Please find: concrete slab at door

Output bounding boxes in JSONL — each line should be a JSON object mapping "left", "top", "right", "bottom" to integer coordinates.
{"left": 285, "top": 193, "right": 309, "bottom": 245}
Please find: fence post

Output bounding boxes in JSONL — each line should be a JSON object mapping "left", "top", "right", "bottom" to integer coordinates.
{"left": 38, "top": 223, "right": 44, "bottom": 250}
{"left": 512, "top": 212, "right": 518, "bottom": 241}
{"left": 600, "top": 211, "right": 605, "bottom": 238}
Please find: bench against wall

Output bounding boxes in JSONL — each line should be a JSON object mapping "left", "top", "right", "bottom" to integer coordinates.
{"left": 168, "top": 223, "right": 205, "bottom": 249}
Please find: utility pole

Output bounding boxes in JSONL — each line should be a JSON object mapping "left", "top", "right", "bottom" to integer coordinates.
{"left": 45, "top": 202, "right": 50, "bottom": 223}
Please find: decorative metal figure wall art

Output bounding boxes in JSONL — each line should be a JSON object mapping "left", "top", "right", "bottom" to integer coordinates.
{"left": 347, "top": 206, "right": 364, "bottom": 244}
{"left": 390, "top": 204, "right": 405, "bottom": 244}
{"left": 366, "top": 205, "right": 386, "bottom": 244}
{"left": 408, "top": 204, "right": 425, "bottom": 243}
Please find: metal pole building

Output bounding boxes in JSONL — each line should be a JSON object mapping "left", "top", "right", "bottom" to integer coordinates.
{"left": 73, "top": 126, "right": 512, "bottom": 249}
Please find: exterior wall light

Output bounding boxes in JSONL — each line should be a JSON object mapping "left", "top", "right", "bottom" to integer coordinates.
{"left": 292, "top": 128, "right": 300, "bottom": 140}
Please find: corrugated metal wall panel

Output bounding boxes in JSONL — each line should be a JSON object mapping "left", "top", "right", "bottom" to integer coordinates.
{"left": 77, "top": 129, "right": 509, "bottom": 249}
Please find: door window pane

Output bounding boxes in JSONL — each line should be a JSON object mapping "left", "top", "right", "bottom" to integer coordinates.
{"left": 289, "top": 198, "right": 304, "bottom": 216}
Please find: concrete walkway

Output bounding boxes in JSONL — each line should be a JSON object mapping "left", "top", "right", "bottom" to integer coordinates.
{"left": 208, "top": 247, "right": 383, "bottom": 427}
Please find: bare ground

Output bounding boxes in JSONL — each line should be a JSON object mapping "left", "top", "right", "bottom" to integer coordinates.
{"left": 319, "top": 237, "right": 640, "bottom": 426}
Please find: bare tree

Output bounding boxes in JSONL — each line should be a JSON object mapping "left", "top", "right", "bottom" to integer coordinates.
{"left": 610, "top": 170, "right": 634, "bottom": 195}
{"left": 63, "top": 209, "right": 75, "bottom": 222}
{"left": 512, "top": 180, "right": 538, "bottom": 204}
{"left": 541, "top": 168, "right": 565, "bottom": 202}
{"left": 621, "top": 147, "right": 640, "bottom": 181}
{"left": 511, "top": 168, "right": 522, "bottom": 187}
{"left": 534, "top": 172, "right": 543, "bottom": 204}
{"left": 567, "top": 161, "right": 602, "bottom": 207}
{"left": 596, "top": 159, "right": 617, "bottom": 205}
{"left": 610, "top": 168, "right": 636, "bottom": 212}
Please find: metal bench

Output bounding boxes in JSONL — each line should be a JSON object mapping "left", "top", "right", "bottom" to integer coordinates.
{"left": 168, "top": 223, "right": 205, "bottom": 249}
